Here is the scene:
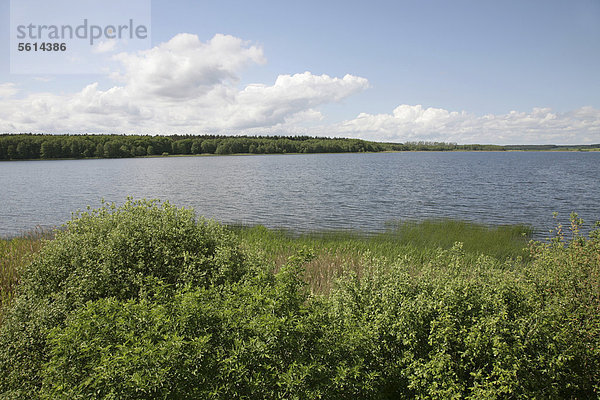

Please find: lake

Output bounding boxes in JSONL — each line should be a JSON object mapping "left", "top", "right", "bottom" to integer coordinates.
{"left": 1, "top": 152, "right": 599, "bottom": 238}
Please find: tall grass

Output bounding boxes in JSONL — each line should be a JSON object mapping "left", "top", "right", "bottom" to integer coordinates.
{"left": 382, "top": 219, "right": 533, "bottom": 257}
{"left": 0, "top": 220, "right": 533, "bottom": 307}
{"left": 0, "top": 230, "right": 50, "bottom": 318}
{"left": 232, "top": 219, "right": 533, "bottom": 294}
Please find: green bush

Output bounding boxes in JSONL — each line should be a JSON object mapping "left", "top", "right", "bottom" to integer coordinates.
{"left": 325, "top": 230, "right": 600, "bottom": 398}
{"left": 0, "top": 201, "right": 598, "bottom": 399}
{"left": 0, "top": 199, "right": 250, "bottom": 397}
{"left": 39, "top": 247, "right": 329, "bottom": 399}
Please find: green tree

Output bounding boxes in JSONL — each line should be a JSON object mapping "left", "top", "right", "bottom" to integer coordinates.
{"left": 191, "top": 140, "right": 203, "bottom": 154}
{"left": 16, "top": 142, "right": 29, "bottom": 159}
{"left": 104, "top": 141, "right": 123, "bottom": 158}
{"left": 94, "top": 143, "right": 104, "bottom": 158}
{"left": 201, "top": 139, "right": 217, "bottom": 154}
{"left": 6, "top": 144, "right": 16, "bottom": 159}
{"left": 134, "top": 146, "right": 146, "bottom": 156}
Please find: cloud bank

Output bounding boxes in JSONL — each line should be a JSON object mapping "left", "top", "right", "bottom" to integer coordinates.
{"left": 329, "top": 105, "right": 600, "bottom": 145}
{"left": 0, "top": 33, "right": 598, "bottom": 144}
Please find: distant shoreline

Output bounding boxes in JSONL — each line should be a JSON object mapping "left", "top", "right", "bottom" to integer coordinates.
{"left": 2, "top": 149, "right": 600, "bottom": 163}
{"left": 1, "top": 133, "right": 598, "bottom": 161}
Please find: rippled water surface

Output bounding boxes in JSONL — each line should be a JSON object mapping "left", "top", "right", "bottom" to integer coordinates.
{"left": 1, "top": 152, "right": 599, "bottom": 237}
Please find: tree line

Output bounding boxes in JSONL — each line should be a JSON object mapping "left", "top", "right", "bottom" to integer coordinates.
{"left": 2, "top": 134, "right": 596, "bottom": 160}
{"left": 0, "top": 134, "right": 386, "bottom": 160}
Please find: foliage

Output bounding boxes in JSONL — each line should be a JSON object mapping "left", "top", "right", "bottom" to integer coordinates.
{"left": 0, "top": 203, "right": 598, "bottom": 399}
{"left": 326, "top": 231, "right": 600, "bottom": 398}
{"left": 0, "top": 199, "right": 249, "bottom": 397}
{"left": 38, "top": 252, "right": 332, "bottom": 399}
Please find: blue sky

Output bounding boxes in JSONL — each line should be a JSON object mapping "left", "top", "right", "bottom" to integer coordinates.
{"left": 1, "top": 0, "right": 599, "bottom": 144}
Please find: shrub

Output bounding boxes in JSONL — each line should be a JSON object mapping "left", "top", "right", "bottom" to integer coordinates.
{"left": 0, "top": 199, "right": 249, "bottom": 397}
{"left": 325, "top": 227, "right": 600, "bottom": 398}
{"left": 39, "top": 246, "right": 328, "bottom": 399}
{"left": 0, "top": 202, "right": 598, "bottom": 399}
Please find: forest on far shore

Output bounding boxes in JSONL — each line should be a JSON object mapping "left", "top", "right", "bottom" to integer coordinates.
{"left": 1, "top": 133, "right": 598, "bottom": 160}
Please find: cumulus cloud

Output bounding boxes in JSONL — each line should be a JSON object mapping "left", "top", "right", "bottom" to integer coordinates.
{"left": 112, "top": 33, "right": 266, "bottom": 100}
{"left": 327, "top": 105, "right": 600, "bottom": 145}
{"left": 218, "top": 72, "right": 369, "bottom": 129}
{"left": 0, "top": 33, "right": 368, "bottom": 134}
{"left": 0, "top": 33, "right": 598, "bottom": 144}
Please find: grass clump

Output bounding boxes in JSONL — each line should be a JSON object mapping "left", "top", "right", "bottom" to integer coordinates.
{"left": 382, "top": 219, "right": 533, "bottom": 259}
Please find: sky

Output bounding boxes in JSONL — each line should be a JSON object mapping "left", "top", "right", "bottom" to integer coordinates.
{"left": 0, "top": 0, "right": 599, "bottom": 144}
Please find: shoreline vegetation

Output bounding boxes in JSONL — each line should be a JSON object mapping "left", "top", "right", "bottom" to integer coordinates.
{"left": 1, "top": 133, "right": 599, "bottom": 161}
{"left": 1, "top": 200, "right": 598, "bottom": 398}
{"left": 1, "top": 219, "right": 534, "bottom": 309}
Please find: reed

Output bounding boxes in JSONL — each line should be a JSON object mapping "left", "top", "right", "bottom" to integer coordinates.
{"left": 232, "top": 219, "right": 533, "bottom": 294}
{"left": 0, "top": 229, "right": 51, "bottom": 318}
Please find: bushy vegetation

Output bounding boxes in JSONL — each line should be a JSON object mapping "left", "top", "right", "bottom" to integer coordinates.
{"left": 325, "top": 234, "right": 600, "bottom": 398}
{"left": 0, "top": 201, "right": 598, "bottom": 398}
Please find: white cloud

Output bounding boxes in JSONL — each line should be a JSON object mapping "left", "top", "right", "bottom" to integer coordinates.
{"left": 0, "top": 33, "right": 368, "bottom": 134}
{"left": 325, "top": 104, "right": 600, "bottom": 145}
{"left": 0, "top": 33, "right": 598, "bottom": 144}
{"left": 217, "top": 72, "right": 369, "bottom": 129}
{"left": 112, "top": 33, "right": 266, "bottom": 100}
{"left": 0, "top": 83, "right": 18, "bottom": 98}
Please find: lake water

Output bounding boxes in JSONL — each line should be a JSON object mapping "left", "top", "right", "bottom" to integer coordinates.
{"left": 1, "top": 152, "right": 599, "bottom": 238}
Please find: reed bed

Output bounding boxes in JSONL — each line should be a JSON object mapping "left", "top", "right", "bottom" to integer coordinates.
{"left": 232, "top": 219, "right": 533, "bottom": 294}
